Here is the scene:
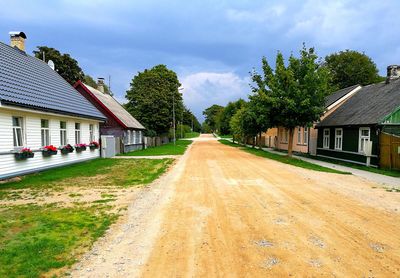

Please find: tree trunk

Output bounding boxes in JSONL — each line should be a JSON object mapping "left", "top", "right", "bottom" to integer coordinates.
{"left": 258, "top": 132, "right": 262, "bottom": 149}
{"left": 252, "top": 136, "right": 255, "bottom": 148}
{"left": 288, "top": 128, "right": 294, "bottom": 157}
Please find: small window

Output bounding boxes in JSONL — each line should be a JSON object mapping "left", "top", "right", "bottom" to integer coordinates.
{"left": 133, "top": 130, "right": 137, "bottom": 144}
{"left": 323, "top": 128, "right": 330, "bottom": 149}
{"left": 60, "top": 121, "right": 67, "bottom": 145}
{"left": 138, "top": 131, "right": 142, "bottom": 144}
{"left": 75, "top": 123, "right": 81, "bottom": 144}
{"left": 41, "top": 119, "right": 50, "bottom": 146}
{"left": 297, "top": 128, "right": 302, "bottom": 144}
{"left": 89, "top": 124, "right": 94, "bottom": 142}
{"left": 334, "top": 128, "right": 343, "bottom": 150}
{"left": 359, "top": 127, "right": 370, "bottom": 153}
{"left": 12, "top": 116, "right": 24, "bottom": 147}
{"left": 303, "top": 127, "right": 309, "bottom": 145}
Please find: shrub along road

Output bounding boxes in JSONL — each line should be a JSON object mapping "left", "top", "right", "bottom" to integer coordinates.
{"left": 72, "top": 134, "right": 400, "bottom": 277}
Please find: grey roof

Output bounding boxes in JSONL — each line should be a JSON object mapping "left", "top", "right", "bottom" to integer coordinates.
{"left": 0, "top": 42, "right": 105, "bottom": 120}
{"left": 318, "top": 79, "right": 400, "bottom": 127}
{"left": 84, "top": 84, "right": 145, "bottom": 129}
{"left": 325, "top": 84, "right": 359, "bottom": 108}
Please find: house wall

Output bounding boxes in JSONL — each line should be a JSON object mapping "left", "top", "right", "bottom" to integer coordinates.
{"left": 0, "top": 107, "right": 101, "bottom": 180}
{"left": 275, "top": 126, "right": 309, "bottom": 153}
{"left": 316, "top": 126, "right": 378, "bottom": 166}
{"left": 262, "top": 128, "right": 278, "bottom": 148}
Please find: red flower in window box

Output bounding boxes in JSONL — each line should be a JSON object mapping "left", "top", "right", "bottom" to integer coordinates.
{"left": 42, "top": 145, "right": 58, "bottom": 157}
{"left": 60, "top": 144, "right": 74, "bottom": 154}
{"left": 75, "top": 143, "right": 87, "bottom": 152}
{"left": 15, "top": 148, "right": 34, "bottom": 160}
{"left": 89, "top": 141, "right": 100, "bottom": 150}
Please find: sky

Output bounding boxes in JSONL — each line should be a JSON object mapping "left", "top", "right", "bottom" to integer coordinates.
{"left": 1, "top": 0, "right": 399, "bottom": 122}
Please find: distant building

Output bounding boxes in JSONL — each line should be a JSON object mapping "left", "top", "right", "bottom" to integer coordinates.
{"left": 0, "top": 32, "right": 106, "bottom": 180}
{"left": 74, "top": 80, "right": 145, "bottom": 154}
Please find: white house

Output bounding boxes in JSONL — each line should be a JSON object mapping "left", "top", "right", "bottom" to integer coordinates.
{"left": 0, "top": 32, "right": 106, "bottom": 180}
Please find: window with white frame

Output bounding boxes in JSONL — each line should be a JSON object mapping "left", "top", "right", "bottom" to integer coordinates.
{"left": 41, "top": 119, "right": 50, "bottom": 146}
{"left": 12, "top": 116, "right": 24, "bottom": 147}
{"left": 60, "top": 121, "right": 67, "bottom": 145}
{"left": 297, "top": 128, "right": 302, "bottom": 144}
{"left": 334, "top": 128, "right": 343, "bottom": 150}
{"left": 75, "top": 123, "right": 81, "bottom": 144}
{"left": 132, "top": 130, "right": 136, "bottom": 144}
{"left": 303, "top": 127, "right": 309, "bottom": 145}
{"left": 359, "top": 127, "right": 370, "bottom": 153}
{"left": 281, "top": 128, "right": 289, "bottom": 143}
{"left": 323, "top": 128, "right": 330, "bottom": 149}
{"left": 138, "top": 131, "right": 142, "bottom": 144}
{"left": 89, "top": 124, "right": 94, "bottom": 142}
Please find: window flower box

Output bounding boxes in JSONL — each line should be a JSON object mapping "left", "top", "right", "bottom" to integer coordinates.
{"left": 14, "top": 148, "right": 34, "bottom": 160}
{"left": 60, "top": 144, "right": 74, "bottom": 155}
{"left": 42, "top": 145, "right": 58, "bottom": 157}
{"left": 75, "top": 144, "right": 87, "bottom": 152}
{"left": 89, "top": 141, "right": 100, "bottom": 150}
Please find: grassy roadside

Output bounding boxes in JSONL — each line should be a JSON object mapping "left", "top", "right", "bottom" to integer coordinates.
{"left": 120, "top": 140, "right": 192, "bottom": 156}
{"left": 184, "top": 132, "right": 200, "bottom": 138}
{"left": 218, "top": 139, "right": 350, "bottom": 175}
{"left": 0, "top": 158, "right": 173, "bottom": 277}
{"left": 298, "top": 153, "right": 400, "bottom": 178}
{"left": 217, "top": 134, "right": 233, "bottom": 139}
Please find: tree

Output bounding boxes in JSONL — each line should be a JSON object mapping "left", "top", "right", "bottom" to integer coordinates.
{"left": 251, "top": 45, "right": 329, "bottom": 156}
{"left": 125, "top": 65, "right": 184, "bottom": 136}
{"left": 325, "top": 50, "right": 384, "bottom": 90}
{"left": 181, "top": 107, "right": 201, "bottom": 132}
{"left": 230, "top": 107, "right": 246, "bottom": 144}
{"left": 33, "top": 46, "right": 84, "bottom": 85}
{"left": 218, "top": 99, "right": 246, "bottom": 135}
{"left": 203, "top": 104, "right": 224, "bottom": 132}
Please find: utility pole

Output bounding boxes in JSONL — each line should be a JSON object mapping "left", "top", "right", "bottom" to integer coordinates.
{"left": 172, "top": 92, "right": 176, "bottom": 145}
{"left": 181, "top": 109, "right": 183, "bottom": 138}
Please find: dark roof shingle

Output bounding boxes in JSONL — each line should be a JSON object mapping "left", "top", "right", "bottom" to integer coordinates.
{"left": 325, "top": 84, "right": 359, "bottom": 108}
{"left": 318, "top": 79, "right": 400, "bottom": 127}
{"left": 0, "top": 42, "right": 105, "bottom": 120}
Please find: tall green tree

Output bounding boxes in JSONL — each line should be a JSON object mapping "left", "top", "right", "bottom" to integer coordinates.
{"left": 218, "top": 99, "right": 246, "bottom": 135}
{"left": 325, "top": 50, "right": 384, "bottom": 90}
{"left": 252, "top": 45, "right": 329, "bottom": 156}
{"left": 203, "top": 104, "right": 224, "bottom": 132}
{"left": 125, "top": 65, "right": 184, "bottom": 136}
{"left": 230, "top": 107, "right": 246, "bottom": 144}
{"left": 33, "top": 46, "right": 84, "bottom": 85}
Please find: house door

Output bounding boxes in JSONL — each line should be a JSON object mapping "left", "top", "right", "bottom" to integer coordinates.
{"left": 101, "top": 135, "right": 116, "bottom": 158}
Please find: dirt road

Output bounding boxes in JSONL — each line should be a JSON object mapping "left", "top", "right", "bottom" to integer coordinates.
{"left": 72, "top": 134, "right": 400, "bottom": 277}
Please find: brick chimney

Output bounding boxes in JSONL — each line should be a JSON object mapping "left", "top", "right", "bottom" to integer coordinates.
{"left": 386, "top": 65, "right": 400, "bottom": 84}
{"left": 97, "top": 77, "right": 105, "bottom": 93}
{"left": 9, "top": 31, "right": 27, "bottom": 51}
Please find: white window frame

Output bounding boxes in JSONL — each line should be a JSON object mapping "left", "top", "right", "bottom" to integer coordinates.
{"left": 359, "top": 127, "right": 370, "bottom": 154}
{"left": 89, "top": 124, "right": 94, "bottom": 142}
{"left": 323, "top": 128, "right": 330, "bottom": 149}
{"left": 138, "top": 131, "right": 142, "bottom": 144}
{"left": 41, "top": 119, "right": 50, "bottom": 147}
{"left": 334, "top": 128, "right": 343, "bottom": 150}
{"left": 297, "top": 127, "right": 302, "bottom": 144}
{"left": 303, "top": 127, "right": 309, "bottom": 145}
{"left": 12, "top": 116, "right": 25, "bottom": 147}
{"left": 75, "top": 123, "right": 81, "bottom": 144}
{"left": 60, "top": 121, "right": 67, "bottom": 146}
{"left": 132, "top": 130, "right": 136, "bottom": 144}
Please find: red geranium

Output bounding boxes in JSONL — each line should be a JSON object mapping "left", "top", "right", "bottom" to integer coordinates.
{"left": 90, "top": 141, "right": 99, "bottom": 147}
{"left": 20, "top": 148, "right": 32, "bottom": 154}
{"left": 43, "top": 145, "right": 57, "bottom": 152}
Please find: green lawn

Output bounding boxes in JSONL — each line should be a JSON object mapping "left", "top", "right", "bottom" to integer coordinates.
{"left": 120, "top": 140, "right": 192, "bottom": 156}
{"left": 218, "top": 140, "right": 350, "bottom": 175}
{"left": 218, "top": 134, "right": 233, "bottom": 138}
{"left": 298, "top": 153, "right": 400, "bottom": 178}
{"left": 184, "top": 132, "right": 200, "bottom": 138}
{"left": 0, "top": 158, "right": 173, "bottom": 277}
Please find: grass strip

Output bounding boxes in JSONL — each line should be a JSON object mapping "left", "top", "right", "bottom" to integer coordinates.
{"left": 218, "top": 139, "right": 350, "bottom": 175}
{"left": 120, "top": 140, "right": 192, "bottom": 156}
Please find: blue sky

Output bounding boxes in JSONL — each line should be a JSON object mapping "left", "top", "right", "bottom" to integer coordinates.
{"left": 1, "top": 0, "right": 399, "bottom": 121}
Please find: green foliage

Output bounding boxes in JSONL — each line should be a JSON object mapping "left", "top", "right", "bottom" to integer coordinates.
{"left": 218, "top": 99, "right": 246, "bottom": 135}
{"left": 325, "top": 50, "right": 384, "bottom": 90}
{"left": 184, "top": 132, "right": 200, "bottom": 138}
{"left": 181, "top": 108, "right": 201, "bottom": 132}
{"left": 201, "top": 122, "right": 212, "bottom": 133}
{"left": 218, "top": 140, "right": 350, "bottom": 174}
{"left": 33, "top": 46, "right": 84, "bottom": 85}
{"left": 120, "top": 140, "right": 192, "bottom": 156}
{"left": 203, "top": 104, "right": 224, "bottom": 132}
{"left": 229, "top": 107, "right": 246, "bottom": 143}
{"left": 125, "top": 65, "right": 184, "bottom": 136}
{"left": 251, "top": 45, "right": 329, "bottom": 155}
{"left": 176, "top": 124, "right": 192, "bottom": 139}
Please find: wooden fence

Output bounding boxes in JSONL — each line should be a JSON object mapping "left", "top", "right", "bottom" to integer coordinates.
{"left": 379, "top": 132, "right": 400, "bottom": 170}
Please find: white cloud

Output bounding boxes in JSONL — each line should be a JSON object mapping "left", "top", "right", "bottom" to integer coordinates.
{"left": 181, "top": 72, "right": 250, "bottom": 121}
{"left": 226, "top": 4, "right": 286, "bottom": 23}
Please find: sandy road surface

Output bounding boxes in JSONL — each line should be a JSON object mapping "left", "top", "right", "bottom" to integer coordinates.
{"left": 72, "top": 134, "right": 400, "bottom": 277}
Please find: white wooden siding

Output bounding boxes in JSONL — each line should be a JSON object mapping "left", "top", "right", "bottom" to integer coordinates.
{"left": 0, "top": 108, "right": 101, "bottom": 179}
